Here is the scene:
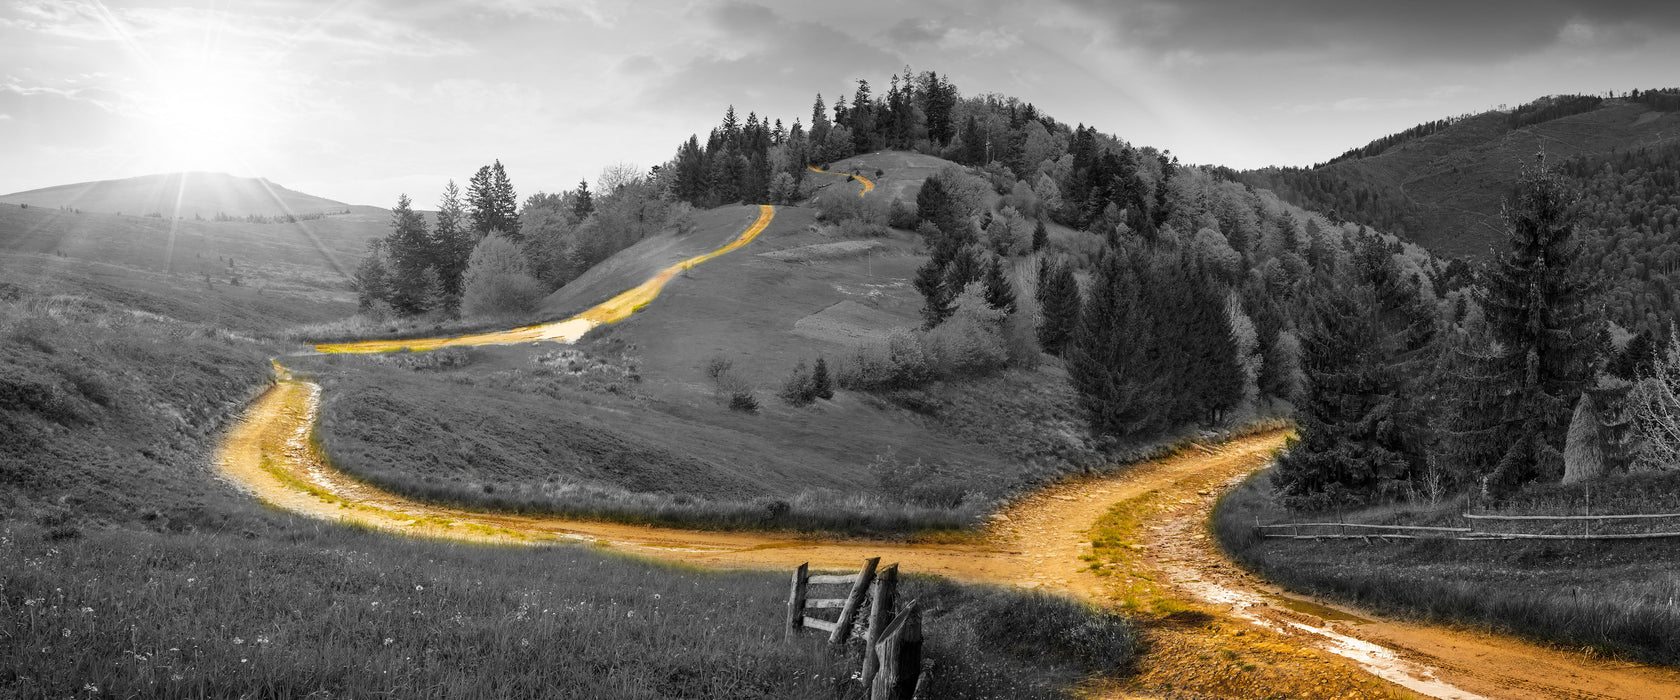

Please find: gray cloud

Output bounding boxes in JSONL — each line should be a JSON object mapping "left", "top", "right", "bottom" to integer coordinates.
{"left": 1059, "top": 0, "right": 1680, "bottom": 61}
{"left": 635, "top": 2, "right": 903, "bottom": 122}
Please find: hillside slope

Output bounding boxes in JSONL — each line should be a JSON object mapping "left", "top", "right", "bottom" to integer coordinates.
{"left": 0, "top": 201, "right": 384, "bottom": 329}
{"left": 0, "top": 171, "right": 351, "bottom": 218}
{"left": 1242, "top": 95, "right": 1680, "bottom": 260}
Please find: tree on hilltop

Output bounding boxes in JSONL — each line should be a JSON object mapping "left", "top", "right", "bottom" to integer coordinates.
{"left": 467, "top": 160, "right": 520, "bottom": 238}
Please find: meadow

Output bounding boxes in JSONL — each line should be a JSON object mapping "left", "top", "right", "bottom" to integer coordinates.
{"left": 1213, "top": 469, "right": 1680, "bottom": 665}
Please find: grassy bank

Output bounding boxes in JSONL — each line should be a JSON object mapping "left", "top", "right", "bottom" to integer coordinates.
{"left": 0, "top": 521, "right": 1132, "bottom": 699}
{"left": 1213, "top": 470, "right": 1680, "bottom": 665}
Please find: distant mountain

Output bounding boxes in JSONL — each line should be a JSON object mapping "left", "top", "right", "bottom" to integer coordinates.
{"left": 0, "top": 172, "right": 352, "bottom": 219}
{"left": 1238, "top": 90, "right": 1680, "bottom": 261}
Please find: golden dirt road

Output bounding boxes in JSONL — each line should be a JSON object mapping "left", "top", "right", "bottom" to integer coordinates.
{"left": 807, "top": 164, "right": 875, "bottom": 196}
{"left": 215, "top": 381, "right": 1680, "bottom": 699}
{"left": 313, "top": 204, "right": 776, "bottom": 354}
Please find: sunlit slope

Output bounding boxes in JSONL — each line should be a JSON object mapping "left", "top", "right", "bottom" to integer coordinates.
{"left": 0, "top": 202, "right": 382, "bottom": 328}
{"left": 314, "top": 205, "right": 775, "bottom": 353}
{"left": 0, "top": 172, "right": 351, "bottom": 218}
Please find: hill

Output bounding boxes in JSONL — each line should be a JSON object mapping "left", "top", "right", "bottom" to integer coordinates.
{"left": 0, "top": 200, "right": 384, "bottom": 329}
{"left": 1238, "top": 90, "right": 1680, "bottom": 333}
{"left": 0, "top": 171, "right": 352, "bottom": 219}
{"left": 1241, "top": 92, "right": 1680, "bottom": 260}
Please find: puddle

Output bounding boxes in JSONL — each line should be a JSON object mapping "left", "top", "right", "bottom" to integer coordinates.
{"left": 1265, "top": 593, "right": 1374, "bottom": 625}
{"left": 1163, "top": 553, "right": 1484, "bottom": 699}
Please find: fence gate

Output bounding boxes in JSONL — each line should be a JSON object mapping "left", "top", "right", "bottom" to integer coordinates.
{"left": 786, "top": 558, "right": 924, "bottom": 699}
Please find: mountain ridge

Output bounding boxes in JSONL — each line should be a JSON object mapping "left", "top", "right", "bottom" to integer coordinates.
{"left": 0, "top": 171, "right": 353, "bottom": 219}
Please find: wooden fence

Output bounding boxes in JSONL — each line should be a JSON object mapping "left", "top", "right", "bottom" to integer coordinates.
{"left": 787, "top": 558, "right": 924, "bottom": 699}
{"left": 1259, "top": 512, "right": 1680, "bottom": 542}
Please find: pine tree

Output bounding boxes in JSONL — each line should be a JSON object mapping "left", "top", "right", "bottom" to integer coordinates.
{"left": 1445, "top": 157, "right": 1602, "bottom": 493}
{"left": 1036, "top": 260, "right": 1081, "bottom": 356}
{"left": 431, "top": 180, "right": 474, "bottom": 303}
{"left": 1031, "top": 219, "right": 1048, "bottom": 252}
{"left": 982, "top": 255, "right": 1016, "bottom": 312}
{"left": 914, "top": 257, "right": 954, "bottom": 329}
{"left": 383, "top": 193, "right": 440, "bottom": 315}
{"left": 573, "top": 179, "right": 594, "bottom": 219}
{"left": 1067, "top": 251, "right": 1160, "bottom": 438}
{"left": 467, "top": 160, "right": 520, "bottom": 238}
{"left": 353, "top": 239, "right": 392, "bottom": 314}
{"left": 1273, "top": 238, "right": 1437, "bottom": 508}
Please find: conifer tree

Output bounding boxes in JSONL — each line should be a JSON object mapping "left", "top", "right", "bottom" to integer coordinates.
{"left": 914, "top": 257, "right": 954, "bottom": 329}
{"left": 1444, "top": 157, "right": 1602, "bottom": 493}
{"left": 1274, "top": 237, "right": 1437, "bottom": 508}
{"left": 1067, "top": 251, "right": 1159, "bottom": 437}
{"left": 431, "top": 180, "right": 474, "bottom": 303}
{"left": 573, "top": 179, "right": 594, "bottom": 218}
{"left": 1032, "top": 219, "right": 1048, "bottom": 252}
{"left": 1036, "top": 260, "right": 1081, "bottom": 356}
{"left": 982, "top": 255, "right": 1016, "bottom": 312}
{"left": 468, "top": 160, "right": 520, "bottom": 238}
{"left": 383, "top": 193, "right": 440, "bottom": 315}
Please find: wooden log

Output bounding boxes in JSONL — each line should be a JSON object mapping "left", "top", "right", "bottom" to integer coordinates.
{"left": 786, "top": 563, "right": 808, "bottom": 638}
{"left": 1258, "top": 522, "right": 1473, "bottom": 532}
{"left": 870, "top": 598, "right": 922, "bottom": 700}
{"left": 829, "top": 557, "right": 879, "bottom": 644}
{"left": 807, "top": 598, "right": 849, "bottom": 608}
{"left": 803, "top": 617, "right": 839, "bottom": 633}
{"left": 1463, "top": 512, "right": 1680, "bottom": 521}
{"left": 808, "top": 574, "right": 860, "bottom": 585}
{"left": 861, "top": 563, "right": 899, "bottom": 689}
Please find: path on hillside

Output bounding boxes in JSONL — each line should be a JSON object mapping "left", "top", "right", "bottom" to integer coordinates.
{"left": 223, "top": 192, "right": 1680, "bottom": 698}
{"left": 313, "top": 204, "right": 776, "bottom": 354}
{"left": 807, "top": 164, "right": 875, "bottom": 196}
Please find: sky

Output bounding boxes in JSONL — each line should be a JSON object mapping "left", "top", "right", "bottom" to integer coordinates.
{"left": 3, "top": 0, "right": 1680, "bottom": 207}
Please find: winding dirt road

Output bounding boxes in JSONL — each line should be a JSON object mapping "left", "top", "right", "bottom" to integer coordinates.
{"left": 217, "top": 189, "right": 1680, "bottom": 698}
{"left": 808, "top": 164, "right": 876, "bottom": 196}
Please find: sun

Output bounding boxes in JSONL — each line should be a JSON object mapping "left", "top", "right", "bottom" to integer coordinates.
{"left": 136, "top": 60, "right": 271, "bottom": 174}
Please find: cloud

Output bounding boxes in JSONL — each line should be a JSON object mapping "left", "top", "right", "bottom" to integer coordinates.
{"left": 0, "top": 77, "right": 124, "bottom": 113}
{"left": 473, "top": 0, "right": 619, "bottom": 25}
{"left": 1055, "top": 0, "right": 1680, "bottom": 63}
{"left": 879, "top": 16, "right": 1020, "bottom": 54}
{"left": 1, "top": 1, "right": 472, "bottom": 58}
{"left": 0, "top": 113, "right": 11, "bottom": 120}
{"left": 635, "top": 2, "right": 902, "bottom": 119}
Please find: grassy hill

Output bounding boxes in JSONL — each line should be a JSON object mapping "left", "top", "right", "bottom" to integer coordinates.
{"left": 294, "top": 154, "right": 1103, "bottom": 535}
{"left": 0, "top": 171, "right": 351, "bottom": 219}
{"left": 1241, "top": 94, "right": 1680, "bottom": 260}
{"left": 0, "top": 200, "right": 383, "bottom": 330}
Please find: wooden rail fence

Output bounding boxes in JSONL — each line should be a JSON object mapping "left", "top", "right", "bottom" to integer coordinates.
{"left": 1259, "top": 512, "right": 1680, "bottom": 542}
{"left": 787, "top": 558, "right": 924, "bottom": 699}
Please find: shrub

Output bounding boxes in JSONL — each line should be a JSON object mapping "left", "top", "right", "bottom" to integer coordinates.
{"left": 779, "top": 361, "right": 818, "bottom": 406}
{"left": 888, "top": 199, "right": 919, "bottom": 230}
{"left": 704, "top": 355, "right": 733, "bottom": 380}
{"left": 839, "top": 331, "right": 935, "bottom": 391}
{"left": 460, "top": 234, "right": 546, "bottom": 318}
{"left": 925, "top": 286, "right": 1009, "bottom": 378}
{"left": 811, "top": 357, "right": 834, "bottom": 399}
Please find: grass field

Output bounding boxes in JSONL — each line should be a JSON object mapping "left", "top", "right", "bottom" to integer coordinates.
{"left": 1213, "top": 469, "right": 1680, "bottom": 665}
{"left": 0, "top": 281, "right": 1137, "bottom": 697}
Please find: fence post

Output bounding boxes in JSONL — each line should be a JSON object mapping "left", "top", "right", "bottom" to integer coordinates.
{"left": 786, "top": 563, "right": 808, "bottom": 639}
{"left": 861, "top": 563, "right": 899, "bottom": 688}
{"left": 830, "top": 557, "right": 880, "bottom": 644}
{"left": 870, "top": 598, "right": 923, "bottom": 700}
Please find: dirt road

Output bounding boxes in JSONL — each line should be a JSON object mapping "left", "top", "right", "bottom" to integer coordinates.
{"left": 214, "top": 381, "right": 1680, "bottom": 698}
{"left": 312, "top": 204, "right": 776, "bottom": 354}
{"left": 808, "top": 164, "right": 876, "bottom": 196}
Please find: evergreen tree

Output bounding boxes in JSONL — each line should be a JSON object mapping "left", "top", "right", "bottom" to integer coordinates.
{"left": 467, "top": 160, "right": 520, "bottom": 238}
{"left": 353, "top": 239, "right": 392, "bottom": 314}
{"left": 1274, "top": 238, "right": 1438, "bottom": 508}
{"left": 383, "top": 193, "right": 441, "bottom": 315}
{"left": 914, "top": 257, "right": 954, "bottom": 329}
{"left": 573, "top": 178, "right": 594, "bottom": 218}
{"left": 1444, "top": 157, "right": 1603, "bottom": 493}
{"left": 1067, "top": 252, "right": 1160, "bottom": 438}
{"left": 1036, "top": 259, "right": 1081, "bottom": 356}
{"left": 672, "top": 136, "right": 709, "bottom": 205}
{"left": 1031, "top": 219, "right": 1048, "bottom": 252}
{"left": 982, "top": 255, "right": 1016, "bottom": 312}
{"left": 430, "top": 180, "right": 474, "bottom": 302}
